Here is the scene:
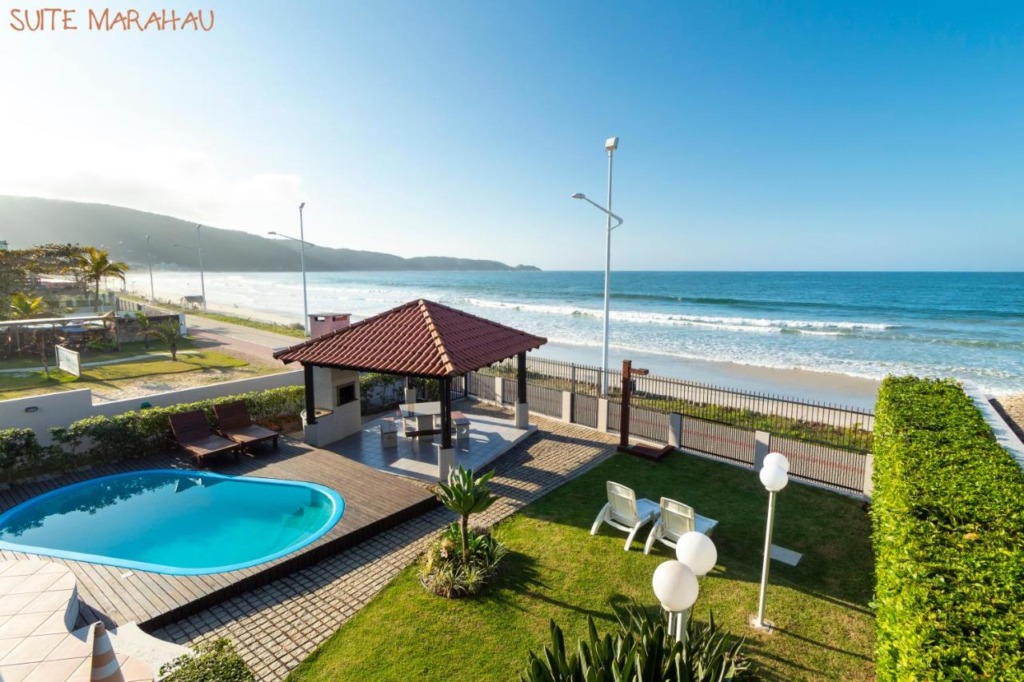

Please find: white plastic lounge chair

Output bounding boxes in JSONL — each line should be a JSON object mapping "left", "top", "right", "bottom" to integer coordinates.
{"left": 643, "top": 497, "right": 719, "bottom": 555}
{"left": 590, "top": 481, "right": 661, "bottom": 551}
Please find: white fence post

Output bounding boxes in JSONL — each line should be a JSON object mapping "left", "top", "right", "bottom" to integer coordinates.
{"left": 494, "top": 376, "right": 503, "bottom": 404}
{"left": 561, "top": 391, "right": 573, "bottom": 423}
{"left": 862, "top": 453, "right": 874, "bottom": 498}
{"left": 669, "top": 413, "right": 682, "bottom": 448}
{"left": 597, "top": 398, "right": 609, "bottom": 433}
{"left": 754, "top": 430, "right": 771, "bottom": 470}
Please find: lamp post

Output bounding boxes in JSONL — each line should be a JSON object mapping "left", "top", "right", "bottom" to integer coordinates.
{"left": 196, "top": 225, "right": 207, "bottom": 312}
{"left": 571, "top": 178, "right": 624, "bottom": 396}
{"left": 652, "top": 560, "right": 699, "bottom": 644}
{"left": 146, "top": 234, "right": 155, "bottom": 301}
{"left": 754, "top": 452, "right": 790, "bottom": 630}
{"left": 268, "top": 206, "right": 314, "bottom": 336}
{"left": 298, "top": 202, "right": 308, "bottom": 336}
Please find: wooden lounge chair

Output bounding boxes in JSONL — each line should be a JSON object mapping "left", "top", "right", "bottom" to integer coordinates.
{"left": 590, "top": 481, "right": 661, "bottom": 551}
{"left": 213, "top": 400, "right": 280, "bottom": 453}
{"left": 168, "top": 410, "right": 240, "bottom": 466}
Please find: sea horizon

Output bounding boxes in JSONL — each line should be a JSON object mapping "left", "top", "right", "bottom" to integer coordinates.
{"left": 122, "top": 269, "right": 1024, "bottom": 408}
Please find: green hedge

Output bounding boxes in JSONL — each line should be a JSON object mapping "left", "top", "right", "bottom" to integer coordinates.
{"left": 0, "top": 385, "right": 304, "bottom": 482}
{"left": 872, "top": 376, "right": 1024, "bottom": 680}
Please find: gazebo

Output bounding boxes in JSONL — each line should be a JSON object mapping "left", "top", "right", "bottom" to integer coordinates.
{"left": 273, "top": 299, "right": 547, "bottom": 475}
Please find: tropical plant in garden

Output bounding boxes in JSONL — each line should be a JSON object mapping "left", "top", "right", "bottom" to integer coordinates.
{"left": 438, "top": 466, "right": 497, "bottom": 563}
{"left": 421, "top": 465, "right": 506, "bottom": 597}
{"left": 8, "top": 291, "right": 49, "bottom": 319}
{"left": 144, "top": 320, "right": 181, "bottom": 361}
{"left": 77, "top": 246, "right": 129, "bottom": 309}
{"left": 522, "top": 603, "right": 754, "bottom": 682}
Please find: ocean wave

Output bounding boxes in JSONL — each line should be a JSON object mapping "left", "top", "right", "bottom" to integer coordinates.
{"left": 464, "top": 296, "right": 895, "bottom": 334}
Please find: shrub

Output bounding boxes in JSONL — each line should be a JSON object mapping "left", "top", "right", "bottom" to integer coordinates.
{"left": 0, "top": 428, "right": 52, "bottom": 473}
{"left": 521, "top": 603, "right": 753, "bottom": 681}
{"left": 0, "top": 386, "right": 304, "bottom": 482}
{"left": 421, "top": 466, "right": 506, "bottom": 597}
{"left": 419, "top": 522, "right": 507, "bottom": 598}
{"left": 159, "top": 638, "right": 254, "bottom": 682}
{"left": 872, "top": 376, "right": 1024, "bottom": 680}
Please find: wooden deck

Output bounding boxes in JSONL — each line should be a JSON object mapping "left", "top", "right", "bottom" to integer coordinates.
{"left": 0, "top": 438, "right": 438, "bottom": 631}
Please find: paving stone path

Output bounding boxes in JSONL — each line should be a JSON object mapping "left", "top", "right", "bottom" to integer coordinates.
{"left": 152, "top": 406, "right": 618, "bottom": 681}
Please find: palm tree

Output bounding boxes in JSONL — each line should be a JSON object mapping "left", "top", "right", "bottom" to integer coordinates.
{"left": 9, "top": 291, "right": 49, "bottom": 319}
{"left": 435, "top": 466, "right": 497, "bottom": 564}
{"left": 144, "top": 320, "right": 181, "bottom": 361}
{"left": 8, "top": 292, "right": 50, "bottom": 356}
{"left": 77, "top": 247, "right": 129, "bottom": 310}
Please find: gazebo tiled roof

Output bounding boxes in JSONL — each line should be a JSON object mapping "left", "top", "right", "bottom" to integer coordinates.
{"left": 273, "top": 299, "right": 547, "bottom": 377}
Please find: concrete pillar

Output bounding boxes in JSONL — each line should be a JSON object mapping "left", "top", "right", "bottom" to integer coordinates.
{"left": 597, "top": 398, "right": 609, "bottom": 433}
{"left": 668, "top": 413, "right": 683, "bottom": 449}
{"left": 561, "top": 390, "right": 573, "bottom": 423}
{"left": 438, "top": 445, "right": 455, "bottom": 482}
{"left": 862, "top": 453, "right": 874, "bottom": 498}
{"left": 754, "top": 430, "right": 771, "bottom": 470}
{"left": 404, "top": 387, "right": 417, "bottom": 404}
{"left": 494, "top": 376, "right": 503, "bottom": 404}
{"left": 515, "top": 403, "right": 529, "bottom": 429}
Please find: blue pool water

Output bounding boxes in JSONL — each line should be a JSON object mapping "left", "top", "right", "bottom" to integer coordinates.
{"left": 0, "top": 470, "right": 344, "bottom": 575}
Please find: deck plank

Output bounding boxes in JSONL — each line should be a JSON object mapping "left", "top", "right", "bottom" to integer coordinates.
{"left": 0, "top": 437, "right": 437, "bottom": 629}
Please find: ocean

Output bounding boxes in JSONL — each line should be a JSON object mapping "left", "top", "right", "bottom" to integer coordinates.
{"left": 124, "top": 270, "right": 1024, "bottom": 407}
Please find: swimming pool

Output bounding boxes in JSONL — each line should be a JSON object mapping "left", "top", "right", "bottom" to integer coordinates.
{"left": 0, "top": 470, "right": 344, "bottom": 575}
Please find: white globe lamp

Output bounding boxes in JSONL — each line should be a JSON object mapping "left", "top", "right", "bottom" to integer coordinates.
{"left": 675, "top": 532, "right": 718, "bottom": 577}
{"left": 763, "top": 451, "right": 790, "bottom": 473}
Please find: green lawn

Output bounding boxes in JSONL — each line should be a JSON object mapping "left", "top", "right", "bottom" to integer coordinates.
{"left": 289, "top": 453, "right": 875, "bottom": 681}
{"left": 0, "top": 350, "right": 251, "bottom": 399}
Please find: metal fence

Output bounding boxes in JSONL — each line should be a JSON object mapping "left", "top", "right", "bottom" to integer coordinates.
{"left": 464, "top": 355, "right": 874, "bottom": 497}
{"left": 682, "top": 418, "right": 758, "bottom": 466}
{"left": 469, "top": 372, "right": 496, "bottom": 402}
{"left": 516, "top": 357, "right": 872, "bottom": 453}
{"left": 573, "top": 394, "right": 600, "bottom": 429}
{"left": 529, "top": 384, "right": 563, "bottom": 419}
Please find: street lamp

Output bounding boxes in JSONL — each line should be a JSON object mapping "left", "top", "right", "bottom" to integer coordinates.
{"left": 146, "top": 234, "right": 154, "bottom": 301}
{"left": 754, "top": 452, "right": 790, "bottom": 630}
{"left": 268, "top": 202, "right": 314, "bottom": 336}
{"left": 571, "top": 188, "right": 624, "bottom": 396}
{"left": 196, "top": 225, "right": 207, "bottom": 312}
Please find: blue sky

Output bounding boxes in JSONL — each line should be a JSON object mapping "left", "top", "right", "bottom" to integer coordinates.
{"left": 1, "top": 1, "right": 1022, "bottom": 270}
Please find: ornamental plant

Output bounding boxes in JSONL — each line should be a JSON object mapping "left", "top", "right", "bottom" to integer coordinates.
{"left": 521, "top": 603, "right": 753, "bottom": 681}
{"left": 872, "top": 376, "right": 1024, "bottom": 679}
{"left": 436, "top": 466, "right": 497, "bottom": 564}
{"left": 421, "top": 466, "right": 506, "bottom": 597}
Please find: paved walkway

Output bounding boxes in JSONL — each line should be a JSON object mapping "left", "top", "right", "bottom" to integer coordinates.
{"left": 151, "top": 406, "right": 618, "bottom": 681}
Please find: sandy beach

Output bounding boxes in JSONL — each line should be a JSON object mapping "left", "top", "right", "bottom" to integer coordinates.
{"left": 994, "top": 395, "right": 1024, "bottom": 439}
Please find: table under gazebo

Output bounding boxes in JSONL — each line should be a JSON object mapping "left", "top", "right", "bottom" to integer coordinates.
{"left": 273, "top": 299, "right": 547, "bottom": 479}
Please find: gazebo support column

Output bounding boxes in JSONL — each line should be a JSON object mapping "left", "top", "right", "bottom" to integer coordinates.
{"left": 438, "top": 376, "right": 455, "bottom": 482}
{"left": 515, "top": 351, "right": 529, "bottom": 429}
{"left": 303, "top": 363, "right": 317, "bottom": 425}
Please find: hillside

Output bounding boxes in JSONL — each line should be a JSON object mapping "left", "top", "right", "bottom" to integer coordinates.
{"left": 0, "top": 196, "right": 539, "bottom": 272}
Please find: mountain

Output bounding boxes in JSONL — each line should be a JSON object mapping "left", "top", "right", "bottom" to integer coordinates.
{"left": 0, "top": 196, "right": 540, "bottom": 272}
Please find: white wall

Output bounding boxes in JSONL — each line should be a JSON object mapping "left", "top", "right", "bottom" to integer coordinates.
{"left": 1, "top": 371, "right": 303, "bottom": 446}
{"left": 0, "top": 390, "right": 95, "bottom": 446}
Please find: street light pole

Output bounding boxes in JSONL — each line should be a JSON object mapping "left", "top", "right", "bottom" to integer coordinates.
{"left": 298, "top": 202, "right": 309, "bottom": 336}
{"left": 196, "top": 225, "right": 207, "bottom": 312}
{"left": 602, "top": 136, "right": 617, "bottom": 396}
{"left": 268, "top": 211, "right": 314, "bottom": 337}
{"left": 146, "top": 234, "right": 155, "bottom": 301}
{"left": 571, "top": 182, "right": 624, "bottom": 396}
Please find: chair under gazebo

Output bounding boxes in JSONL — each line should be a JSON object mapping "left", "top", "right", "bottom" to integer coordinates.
{"left": 273, "top": 299, "right": 547, "bottom": 480}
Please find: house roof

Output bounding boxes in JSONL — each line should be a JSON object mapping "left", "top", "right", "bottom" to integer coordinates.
{"left": 273, "top": 299, "right": 547, "bottom": 377}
